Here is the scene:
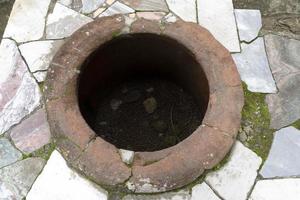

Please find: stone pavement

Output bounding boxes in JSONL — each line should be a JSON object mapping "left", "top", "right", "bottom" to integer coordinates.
{"left": 0, "top": 0, "right": 299, "bottom": 199}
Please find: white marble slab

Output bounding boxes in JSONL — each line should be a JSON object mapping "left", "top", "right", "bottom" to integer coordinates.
{"left": 99, "top": 1, "right": 135, "bottom": 17}
{"left": 249, "top": 178, "right": 300, "bottom": 200}
{"left": 26, "top": 150, "right": 108, "bottom": 200}
{"left": 191, "top": 183, "right": 221, "bottom": 200}
{"left": 232, "top": 37, "right": 277, "bottom": 93}
{"left": 3, "top": 0, "right": 51, "bottom": 43}
{"left": 197, "top": 0, "right": 240, "bottom": 52}
{"left": 206, "top": 142, "right": 262, "bottom": 200}
{"left": 46, "top": 3, "right": 93, "bottom": 39}
{"left": 235, "top": 9, "right": 262, "bottom": 42}
{"left": 59, "top": 0, "right": 105, "bottom": 14}
{"left": 166, "top": 0, "right": 197, "bottom": 23}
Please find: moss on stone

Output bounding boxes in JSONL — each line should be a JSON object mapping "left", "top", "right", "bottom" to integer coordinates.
{"left": 238, "top": 83, "right": 274, "bottom": 161}
{"left": 291, "top": 119, "right": 300, "bottom": 130}
{"left": 30, "top": 142, "right": 56, "bottom": 160}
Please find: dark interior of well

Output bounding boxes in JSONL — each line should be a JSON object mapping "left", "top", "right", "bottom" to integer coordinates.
{"left": 78, "top": 33, "right": 209, "bottom": 151}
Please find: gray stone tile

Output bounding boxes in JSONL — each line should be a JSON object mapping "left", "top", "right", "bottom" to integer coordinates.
{"left": 120, "top": 0, "right": 168, "bottom": 12}
{"left": 0, "top": 158, "right": 45, "bottom": 200}
{"left": 10, "top": 108, "right": 51, "bottom": 154}
{"left": 249, "top": 178, "right": 300, "bottom": 200}
{"left": 99, "top": 1, "right": 135, "bottom": 17}
{"left": 0, "top": 39, "right": 41, "bottom": 135}
{"left": 206, "top": 142, "right": 262, "bottom": 200}
{"left": 26, "top": 150, "right": 108, "bottom": 200}
{"left": 191, "top": 183, "right": 220, "bottom": 200}
{"left": 265, "top": 34, "right": 300, "bottom": 129}
{"left": 232, "top": 37, "right": 277, "bottom": 93}
{"left": 58, "top": 0, "right": 105, "bottom": 14}
{"left": 46, "top": 3, "right": 93, "bottom": 39}
{"left": 260, "top": 126, "right": 300, "bottom": 178}
{"left": 0, "top": 138, "right": 22, "bottom": 169}
{"left": 3, "top": 0, "right": 51, "bottom": 43}
{"left": 235, "top": 9, "right": 262, "bottom": 42}
{"left": 166, "top": 0, "right": 197, "bottom": 22}
{"left": 123, "top": 190, "right": 190, "bottom": 200}
{"left": 197, "top": 0, "right": 240, "bottom": 52}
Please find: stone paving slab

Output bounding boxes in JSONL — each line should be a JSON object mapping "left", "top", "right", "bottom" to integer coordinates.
{"left": 58, "top": 0, "right": 105, "bottom": 14}
{"left": 99, "top": 1, "right": 135, "bottom": 17}
{"left": 46, "top": 3, "right": 93, "bottom": 39}
{"left": 232, "top": 37, "right": 277, "bottom": 93}
{"left": 0, "top": 39, "right": 41, "bottom": 134}
{"left": 120, "top": 0, "right": 169, "bottom": 12}
{"left": 166, "top": 0, "right": 197, "bottom": 23}
{"left": 249, "top": 178, "right": 300, "bottom": 200}
{"left": 3, "top": 0, "right": 51, "bottom": 43}
{"left": 19, "top": 40, "right": 64, "bottom": 82}
{"left": 235, "top": 9, "right": 262, "bottom": 42}
{"left": 0, "top": 138, "right": 22, "bottom": 168}
{"left": 197, "top": 0, "right": 240, "bottom": 52}
{"left": 26, "top": 150, "right": 108, "bottom": 200}
{"left": 260, "top": 126, "right": 300, "bottom": 178}
{"left": 0, "top": 158, "right": 45, "bottom": 200}
{"left": 265, "top": 34, "right": 300, "bottom": 129}
{"left": 123, "top": 190, "right": 190, "bottom": 200}
{"left": 191, "top": 183, "right": 221, "bottom": 200}
{"left": 10, "top": 108, "right": 51, "bottom": 154}
{"left": 205, "top": 141, "right": 262, "bottom": 200}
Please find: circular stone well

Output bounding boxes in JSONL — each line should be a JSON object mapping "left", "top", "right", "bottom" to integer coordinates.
{"left": 44, "top": 15, "right": 244, "bottom": 193}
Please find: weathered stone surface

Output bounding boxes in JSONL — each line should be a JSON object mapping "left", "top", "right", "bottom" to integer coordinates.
{"left": 136, "top": 12, "right": 166, "bottom": 21}
{"left": 235, "top": 9, "right": 262, "bottom": 42}
{"left": 163, "top": 13, "right": 177, "bottom": 23}
{"left": 0, "top": 138, "right": 22, "bottom": 168}
{"left": 265, "top": 34, "right": 300, "bottom": 129}
{"left": 0, "top": 158, "right": 45, "bottom": 200}
{"left": 206, "top": 142, "right": 262, "bottom": 200}
{"left": 0, "top": 39, "right": 41, "bottom": 134}
{"left": 99, "top": 1, "right": 135, "bottom": 17}
{"left": 232, "top": 37, "right": 277, "bottom": 93}
{"left": 260, "top": 127, "right": 300, "bottom": 178}
{"left": 46, "top": 3, "right": 93, "bottom": 39}
{"left": 19, "top": 40, "right": 64, "bottom": 82}
{"left": 3, "top": 0, "right": 51, "bottom": 43}
{"left": 58, "top": 0, "right": 105, "bottom": 14}
{"left": 123, "top": 190, "right": 190, "bottom": 200}
{"left": 249, "top": 178, "right": 300, "bottom": 200}
{"left": 10, "top": 108, "right": 51, "bottom": 154}
{"left": 166, "top": 0, "right": 197, "bottom": 22}
{"left": 26, "top": 150, "right": 108, "bottom": 200}
{"left": 191, "top": 183, "right": 221, "bottom": 200}
{"left": 120, "top": 0, "right": 168, "bottom": 12}
{"left": 119, "top": 149, "right": 134, "bottom": 165}
{"left": 197, "top": 0, "right": 240, "bottom": 52}
{"left": 75, "top": 138, "right": 131, "bottom": 186}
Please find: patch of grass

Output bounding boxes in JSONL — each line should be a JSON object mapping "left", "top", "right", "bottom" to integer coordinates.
{"left": 291, "top": 119, "right": 300, "bottom": 130}
{"left": 23, "top": 143, "right": 56, "bottom": 160}
{"left": 238, "top": 83, "right": 274, "bottom": 161}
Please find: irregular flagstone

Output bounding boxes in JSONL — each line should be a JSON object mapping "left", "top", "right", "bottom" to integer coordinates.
{"left": 191, "top": 183, "right": 221, "bottom": 200}
{"left": 0, "top": 39, "right": 41, "bottom": 134}
{"left": 123, "top": 190, "right": 190, "bottom": 200}
{"left": 197, "top": 0, "right": 240, "bottom": 52}
{"left": 58, "top": 0, "right": 105, "bottom": 14}
{"left": 0, "top": 158, "right": 45, "bottom": 200}
{"left": 99, "top": 1, "right": 135, "bottom": 17}
{"left": 0, "top": 138, "right": 22, "bottom": 168}
{"left": 235, "top": 9, "right": 262, "bottom": 42}
{"left": 10, "top": 108, "right": 51, "bottom": 154}
{"left": 46, "top": 3, "right": 93, "bottom": 39}
{"left": 120, "top": 0, "right": 168, "bottom": 12}
{"left": 265, "top": 35, "right": 300, "bottom": 129}
{"left": 205, "top": 141, "right": 262, "bottom": 200}
{"left": 26, "top": 150, "right": 108, "bottom": 200}
{"left": 19, "top": 40, "right": 64, "bottom": 82}
{"left": 232, "top": 37, "right": 277, "bottom": 93}
{"left": 166, "top": 0, "right": 197, "bottom": 23}
{"left": 260, "top": 127, "right": 300, "bottom": 178}
{"left": 3, "top": 0, "right": 51, "bottom": 43}
{"left": 249, "top": 178, "right": 300, "bottom": 200}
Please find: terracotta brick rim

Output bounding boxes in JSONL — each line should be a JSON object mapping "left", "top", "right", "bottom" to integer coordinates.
{"left": 44, "top": 15, "right": 244, "bottom": 193}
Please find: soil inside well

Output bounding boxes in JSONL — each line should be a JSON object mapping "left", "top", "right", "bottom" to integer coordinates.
{"left": 89, "top": 78, "right": 204, "bottom": 152}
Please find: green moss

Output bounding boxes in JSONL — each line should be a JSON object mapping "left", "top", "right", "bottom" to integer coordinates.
{"left": 239, "top": 83, "right": 274, "bottom": 161}
{"left": 31, "top": 142, "right": 56, "bottom": 160}
{"left": 291, "top": 119, "right": 300, "bottom": 130}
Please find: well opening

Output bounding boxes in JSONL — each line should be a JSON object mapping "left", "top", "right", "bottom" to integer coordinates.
{"left": 78, "top": 33, "right": 209, "bottom": 151}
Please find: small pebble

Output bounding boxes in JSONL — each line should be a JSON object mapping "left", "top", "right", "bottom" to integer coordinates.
{"left": 110, "top": 99, "right": 122, "bottom": 110}
{"left": 143, "top": 97, "right": 157, "bottom": 114}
